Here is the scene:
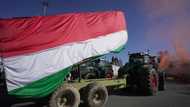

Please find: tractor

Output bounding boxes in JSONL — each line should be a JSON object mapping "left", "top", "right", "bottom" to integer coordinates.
{"left": 118, "top": 52, "right": 165, "bottom": 95}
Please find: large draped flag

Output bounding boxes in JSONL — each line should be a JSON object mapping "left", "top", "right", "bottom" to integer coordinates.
{"left": 0, "top": 11, "right": 128, "bottom": 98}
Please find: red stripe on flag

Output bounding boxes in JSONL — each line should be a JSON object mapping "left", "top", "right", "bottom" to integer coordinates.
{"left": 0, "top": 11, "right": 126, "bottom": 57}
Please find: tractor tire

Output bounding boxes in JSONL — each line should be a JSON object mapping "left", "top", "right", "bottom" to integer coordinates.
{"left": 136, "top": 69, "right": 158, "bottom": 96}
{"left": 49, "top": 84, "right": 80, "bottom": 107}
{"left": 158, "top": 72, "right": 165, "bottom": 91}
{"left": 147, "top": 69, "right": 159, "bottom": 95}
{"left": 82, "top": 82, "right": 108, "bottom": 107}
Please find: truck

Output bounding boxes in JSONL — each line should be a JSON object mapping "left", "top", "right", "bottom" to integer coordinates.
{"left": 0, "top": 11, "right": 128, "bottom": 107}
{"left": 118, "top": 52, "right": 165, "bottom": 95}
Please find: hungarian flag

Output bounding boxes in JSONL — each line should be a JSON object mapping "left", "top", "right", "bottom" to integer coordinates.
{"left": 0, "top": 11, "right": 128, "bottom": 98}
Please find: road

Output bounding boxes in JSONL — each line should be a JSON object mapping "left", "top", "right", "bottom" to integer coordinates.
{"left": 106, "top": 81, "right": 190, "bottom": 107}
{"left": 1, "top": 80, "right": 190, "bottom": 107}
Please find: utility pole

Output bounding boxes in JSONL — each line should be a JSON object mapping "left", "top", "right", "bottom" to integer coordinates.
{"left": 42, "top": 0, "right": 49, "bottom": 16}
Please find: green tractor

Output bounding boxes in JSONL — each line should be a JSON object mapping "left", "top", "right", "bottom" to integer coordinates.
{"left": 119, "top": 52, "right": 165, "bottom": 95}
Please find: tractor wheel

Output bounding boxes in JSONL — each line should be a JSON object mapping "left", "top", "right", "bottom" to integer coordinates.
{"left": 49, "top": 84, "right": 80, "bottom": 107}
{"left": 148, "top": 70, "right": 159, "bottom": 95}
{"left": 82, "top": 82, "right": 108, "bottom": 107}
{"left": 158, "top": 72, "right": 165, "bottom": 91}
{"left": 137, "top": 69, "right": 158, "bottom": 96}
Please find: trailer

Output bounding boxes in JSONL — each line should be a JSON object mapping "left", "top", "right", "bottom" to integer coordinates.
{"left": 0, "top": 11, "right": 128, "bottom": 107}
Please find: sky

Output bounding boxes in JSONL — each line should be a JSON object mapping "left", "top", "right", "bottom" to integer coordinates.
{"left": 0, "top": 0, "right": 190, "bottom": 63}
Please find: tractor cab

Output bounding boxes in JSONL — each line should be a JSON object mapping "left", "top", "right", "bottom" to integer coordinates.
{"left": 129, "top": 52, "right": 151, "bottom": 64}
{"left": 128, "top": 52, "right": 158, "bottom": 69}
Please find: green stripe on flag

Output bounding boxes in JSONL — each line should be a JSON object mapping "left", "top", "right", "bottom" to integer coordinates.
{"left": 8, "top": 67, "right": 71, "bottom": 98}
{"left": 112, "top": 44, "right": 125, "bottom": 53}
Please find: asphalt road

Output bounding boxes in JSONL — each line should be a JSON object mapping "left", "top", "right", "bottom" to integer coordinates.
{"left": 1, "top": 80, "right": 190, "bottom": 107}
{"left": 106, "top": 81, "right": 190, "bottom": 107}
